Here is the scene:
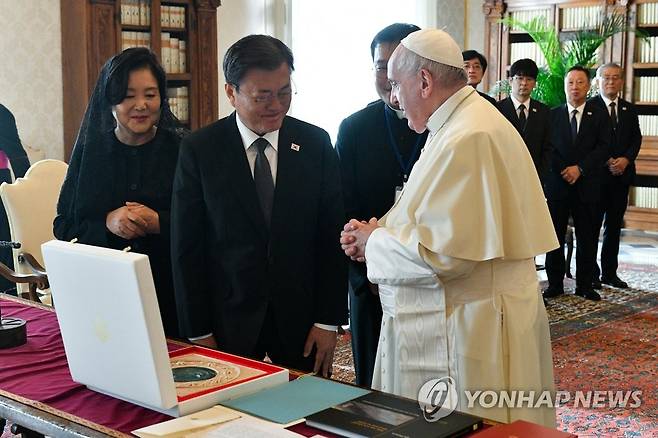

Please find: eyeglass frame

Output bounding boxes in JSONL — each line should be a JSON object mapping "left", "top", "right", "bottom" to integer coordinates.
{"left": 229, "top": 81, "right": 297, "bottom": 105}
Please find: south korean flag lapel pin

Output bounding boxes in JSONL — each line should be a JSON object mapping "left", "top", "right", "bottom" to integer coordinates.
{"left": 291, "top": 143, "right": 301, "bottom": 152}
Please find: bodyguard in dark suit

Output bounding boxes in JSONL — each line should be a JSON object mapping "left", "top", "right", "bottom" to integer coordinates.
{"left": 543, "top": 66, "right": 611, "bottom": 301}
{"left": 462, "top": 50, "right": 497, "bottom": 105}
{"left": 171, "top": 35, "right": 347, "bottom": 376}
{"left": 336, "top": 23, "right": 427, "bottom": 387}
{"left": 589, "top": 63, "right": 642, "bottom": 289}
{"left": 0, "top": 104, "right": 31, "bottom": 294}
{"left": 496, "top": 59, "right": 552, "bottom": 181}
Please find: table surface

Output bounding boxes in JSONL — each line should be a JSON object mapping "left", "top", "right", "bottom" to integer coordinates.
{"left": 0, "top": 295, "right": 177, "bottom": 437}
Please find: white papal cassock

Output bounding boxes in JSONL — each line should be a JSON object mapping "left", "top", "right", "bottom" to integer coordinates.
{"left": 366, "top": 86, "right": 560, "bottom": 427}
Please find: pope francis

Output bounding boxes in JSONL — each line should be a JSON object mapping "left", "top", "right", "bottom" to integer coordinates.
{"left": 340, "top": 29, "right": 560, "bottom": 427}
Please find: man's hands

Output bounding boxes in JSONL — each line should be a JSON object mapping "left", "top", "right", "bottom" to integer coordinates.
{"left": 561, "top": 165, "right": 581, "bottom": 185}
{"left": 303, "top": 326, "right": 337, "bottom": 378}
{"left": 339, "top": 217, "right": 380, "bottom": 262}
{"left": 607, "top": 157, "right": 629, "bottom": 176}
{"left": 105, "top": 202, "right": 160, "bottom": 239}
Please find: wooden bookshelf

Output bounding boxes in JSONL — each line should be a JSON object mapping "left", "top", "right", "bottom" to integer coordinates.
{"left": 60, "top": 0, "right": 221, "bottom": 161}
{"left": 484, "top": 0, "right": 658, "bottom": 231}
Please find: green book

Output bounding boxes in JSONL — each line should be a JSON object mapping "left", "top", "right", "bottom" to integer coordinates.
{"left": 220, "top": 375, "right": 371, "bottom": 424}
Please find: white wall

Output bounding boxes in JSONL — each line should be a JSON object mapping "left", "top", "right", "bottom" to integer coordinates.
{"left": 0, "top": 0, "right": 63, "bottom": 160}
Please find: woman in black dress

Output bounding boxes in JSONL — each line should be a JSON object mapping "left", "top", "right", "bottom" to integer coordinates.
{"left": 54, "top": 48, "right": 185, "bottom": 337}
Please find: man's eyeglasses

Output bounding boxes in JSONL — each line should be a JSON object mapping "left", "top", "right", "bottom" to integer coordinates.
{"left": 512, "top": 75, "right": 536, "bottom": 83}
{"left": 232, "top": 84, "right": 296, "bottom": 105}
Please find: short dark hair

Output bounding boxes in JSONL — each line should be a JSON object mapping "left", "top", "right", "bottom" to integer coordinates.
{"left": 223, "top": 34, "right": 294, "bottom": 87}
{"left": 462, "top": 50, "right": 488, "bottom": 73}
{"left": 105, "top": 47, "right": 167, "bottom": 107}
{"left": 509, "top": 58, "right": 538, "bottom": 79}
{"left": 567, "top": 65, "right": 591, "bottom": 81}
{"left": 370, "top": 23, "right": 421, "bottom": 59}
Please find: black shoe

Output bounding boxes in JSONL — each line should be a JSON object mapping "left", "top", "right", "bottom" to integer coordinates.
{"left": 575, "top": 288, "right": 601, "bottom": 301}
{"left": 601, "top": 276, "right": 629, "bottom": 289}
{"left": 592, "top": 279, "right": 602, "bottom": 290}
{"left": 543, "top": 286, "right": 564, "bottom": 298}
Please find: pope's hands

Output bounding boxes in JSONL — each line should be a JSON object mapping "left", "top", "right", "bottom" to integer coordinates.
{"left": 340, "top": 217, "right": 379, "bottom": 262}
{"left": 106, "top": 206, "right": 148, "bottom": 240}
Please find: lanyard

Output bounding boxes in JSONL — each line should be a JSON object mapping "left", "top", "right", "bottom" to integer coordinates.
{"left": 384, "top": 107, "right": 424, "bottom": 182}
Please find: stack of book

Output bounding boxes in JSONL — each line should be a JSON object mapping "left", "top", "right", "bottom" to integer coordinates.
{"left": 121, "top": 31, "right": 151, "bottom": 50}
{"left": 161, "top": 33, "right": 187, "bottom": 74}
{"left": 561, "top": 5, "right": 603, "bottom": 30}
{"left": 161, "top": 5, "right": 186, "bottom": 28}
{"left": 637, "top": 2, "right": 658, "bottom": 26}
{"left": 168, "top": 87, "right": 189, "bottom": 123}
{"left": 121, "top": 0, "right": 151, "bottom": 26}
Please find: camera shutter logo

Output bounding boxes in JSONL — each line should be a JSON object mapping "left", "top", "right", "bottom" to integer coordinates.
{"left": 418, "top": 376, "right": 458, "bottom": 422}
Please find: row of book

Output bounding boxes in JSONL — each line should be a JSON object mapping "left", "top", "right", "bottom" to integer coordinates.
{"left": 561, "top": 5, "right": 602, "bottom": 31}
{"left": 638, "top": 115, "right": 658, "bottom": 136}
{"left": 509, "top": 8, "right": 550, "bottom": 30}
{"left": 161, "top": 33, "right": 187, "bottom": 74}
{"left": 168, "top": 87, "right": 189, "bottom": 123}
{"left": 631, "top": 186, "right": 658, "bottom": 209}
{"left": 510, "top": 42, "right": 547, "bottom": 67}
{"left": 634, "top": 76, "right": 658, "bottom": 103}
{"left": 161, "top": 5, "right": 186, "bottom": 29}
{"left": 121, "top": 0, "right": 150, "bottom": 26}
{"left": 120, "top": 1, "right": 186, "bottom": 29}
{"left": 637, "top": 2, "right": 658, "bottom": 26}
{"left": 635, "top": 36, "right": 658, "bottom": 63}
{"left": 121, "top": 31, "right": 151, "bottom": 51}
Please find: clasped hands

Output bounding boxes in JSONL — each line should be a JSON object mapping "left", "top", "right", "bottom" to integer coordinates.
{"left": 560, "top": 165, "right": 581, "bottom": 185}
{"left": 106, "top": 202, "right": 160, "bottom": 240}
{"left": 607, "top": 157, "right": 629, "bottom": 176}
{"left": 339, "top": 217, "right": 380, "bottom": 263}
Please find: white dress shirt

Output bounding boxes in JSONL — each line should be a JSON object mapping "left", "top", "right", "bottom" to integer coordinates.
{"left": 510, "top": 95, "right": 530, "bottom": 120}
{"left": 566, "top": 101, "right": 587, "bottom": 133}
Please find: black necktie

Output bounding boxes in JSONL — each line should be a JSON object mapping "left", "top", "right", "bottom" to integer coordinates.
{"left": 570, "top": 109, "right": 578, "bottom": 143}
{"left": 252, "top": 138, "right": 274, "bottom": 226}
{"left": 517, "top": 103, "right": 527, "bottom": 132}
{"left": 609, "top": 102, "right": 617, "bottom": 130}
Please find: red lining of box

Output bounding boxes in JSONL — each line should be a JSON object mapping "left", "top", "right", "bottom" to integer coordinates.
{"left": 169, "top": 346, "right": 286, "bottom": 402}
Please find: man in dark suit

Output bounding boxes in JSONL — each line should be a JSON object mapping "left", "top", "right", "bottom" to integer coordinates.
{"left": 589, "top": 62, "right": 642, "bottom": 289}
{"left": 543, "top": 66, "right": 611, "bottom": 301}
{"left": 462, "top": 50, "right": 497, "bottom": 105}
{"left": 171, "top": 35, "right": 347, "bottom": 376}
{"left": 335, "top": 23, "right": 427, "bottom": 387}
{"left": 496, "top": 59, "right": 552, "bottom": 181}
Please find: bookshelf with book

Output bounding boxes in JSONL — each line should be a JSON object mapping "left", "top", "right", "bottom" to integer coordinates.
{"left": 61, "top": 0, "right": 221, "bottom": 160}
{"left": 625, "top": 0, "right": 658, "bottom": 231}
{"left": 485, "top": 0, "right": 658, "bottom": 231}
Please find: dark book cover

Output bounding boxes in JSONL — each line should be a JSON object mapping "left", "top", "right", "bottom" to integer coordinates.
{"left": 473, "top": 420, "right": 577, "bottom": 437}
{"left": 305, "top": 391, "right": 482, "bottom": 438}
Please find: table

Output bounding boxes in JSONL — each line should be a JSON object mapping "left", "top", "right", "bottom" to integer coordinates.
{"left": 0, "top": 296, "right": 177, "bottom": 437}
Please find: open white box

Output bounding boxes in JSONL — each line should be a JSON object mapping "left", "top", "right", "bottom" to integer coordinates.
{"left": 42, "top": 240, "right": 288, "bottom": 417}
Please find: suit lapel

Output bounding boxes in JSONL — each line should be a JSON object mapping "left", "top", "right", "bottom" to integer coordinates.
{"left": 224, "top": 113, "right": 269, "bottom": 242}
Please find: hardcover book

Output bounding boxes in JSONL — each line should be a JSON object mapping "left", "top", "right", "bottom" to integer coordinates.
{"left": 305, "top": 391, "right": 482, "bottom": 438}
{"left": 473, "top": 420, "right": 577, "bottom": 437}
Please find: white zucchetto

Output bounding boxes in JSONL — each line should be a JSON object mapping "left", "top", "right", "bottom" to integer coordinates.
{"left": 400, "top": 28, "right": 464, "bottom": 69}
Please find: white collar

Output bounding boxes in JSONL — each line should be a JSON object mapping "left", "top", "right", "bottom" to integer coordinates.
{"left": 235, "top": 113, "right": 280, "bottom": 152}
{"left": 600, "top": 94, "right": 619, "bottom": 108}
{"left": 566, "top": 101, "right": 586, "bottom": 115}
{"left": 510, "top": 95, "right": 531, "bottom": 110}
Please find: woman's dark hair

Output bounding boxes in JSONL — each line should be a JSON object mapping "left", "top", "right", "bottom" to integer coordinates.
{"left": 223, "top": 34, "right": 294, "bottom": 88}
{"left": 104, "top": 47, "right": 167, "bottom": 106}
